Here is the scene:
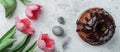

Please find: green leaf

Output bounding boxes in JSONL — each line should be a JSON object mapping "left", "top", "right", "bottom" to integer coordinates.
{"left": 0, "top": 25, "right": 16, "bottom": 42}
{"left": 0, "top": 39, "right": 16, "bottom": 51}
{"left": 20, "top": 0, "right": 31, "bottom": 5}
{"left": 0, "top": 0, "right": 17, "bottom": 17}
{"left": 0, "top": 25, "right": 16, "bottom": 51}
{"left": 23, "top": 41, "right": 37, "bottom": 52}
{"left": 10, "top": 35, "right": 31, "bottom": 52}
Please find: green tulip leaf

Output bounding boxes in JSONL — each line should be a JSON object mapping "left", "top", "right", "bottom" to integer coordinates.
{"left": 10, "top": 35, "right": 31, "bottom": 52}
{"left": 0, "top": 25, "right": 16, "bottom": 51}
{"left": 0, "top": 0, "right": 17, "bottom": 17}
{"left": 0, "top": 39, "right": 16, "bottom": 51}
{"left": 23, "top": 41, "right": 37, "bottom": 52}
{"left": 0, "top": 25, "right": 16, "bottom": 42}
{"left": 20, "top": 0, "right": 31, "bottom": 5}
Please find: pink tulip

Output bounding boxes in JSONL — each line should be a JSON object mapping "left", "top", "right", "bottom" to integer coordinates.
{"left": 15, "top": 17, "right": 34, "bottom": 34}
{"left": 26, "top": 4, "right": 42, "bottom": 20}
{"left": 38, "top": 33, "right": 54, "bottom": 52}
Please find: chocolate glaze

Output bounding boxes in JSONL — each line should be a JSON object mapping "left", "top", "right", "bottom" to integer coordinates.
{"left": 76, "top": 8, "right": 116, "bottom": 45}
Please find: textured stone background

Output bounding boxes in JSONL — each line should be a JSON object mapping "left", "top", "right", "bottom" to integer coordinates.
{"left": 0, "top": 0, "right": 120, "bottom": 52}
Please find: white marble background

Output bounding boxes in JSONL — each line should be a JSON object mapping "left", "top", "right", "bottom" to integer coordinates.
{"left": 0, "top": 0, "right": 120, "bottom": 52}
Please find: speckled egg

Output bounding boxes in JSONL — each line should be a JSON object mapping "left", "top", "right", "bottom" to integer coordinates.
{"left": 57, "top": 16, "right": 65, "bottom": 24}
{"left": 52, "top": 26, "right": 64, "bottom": 36}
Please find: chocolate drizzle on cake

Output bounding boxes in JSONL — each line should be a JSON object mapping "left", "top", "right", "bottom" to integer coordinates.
{"left": 76, "top": 8, "right": 116, "bottom": 45}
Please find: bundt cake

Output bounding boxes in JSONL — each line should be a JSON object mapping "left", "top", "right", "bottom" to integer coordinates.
{"left": 76, "top": 8, "right": 116, "bottom": 45}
